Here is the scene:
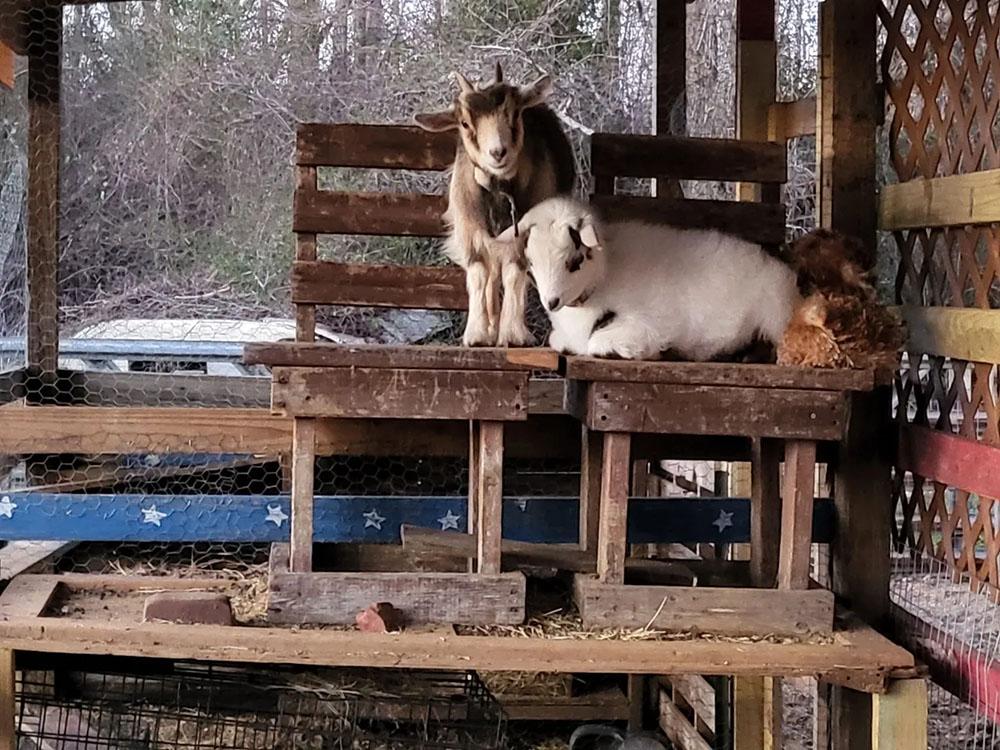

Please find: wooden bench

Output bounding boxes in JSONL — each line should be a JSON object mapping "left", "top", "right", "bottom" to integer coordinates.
{"left": 565, "top": 134, "right": 879, "bottom": 636}
{"left": 244, "top": 123, "right": 560, "bottom": 626}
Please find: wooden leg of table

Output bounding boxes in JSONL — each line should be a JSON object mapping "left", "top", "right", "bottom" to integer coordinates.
{"left": 0, "top": 649, "right": 13, "bottom": 750}
{"left": 290, "top": 417, "right": 316, "bottom": 573}
{"left": 477, "top": 421, "right": 504, "bottom": 575}
{"left": 778, "top": 440, "right": 817, "bottom": 590}
{"left": 734, "top": 676, "right": 782, "bottom": 750}
{"left": 751, "top": 437, "right": 782, "bottom": 588}
{"left": 871, "top": 679, "right": 927, "bottom": 750}
{"left": 596, "top": 431, "right": 631, "bottom": 584}
{"left": 580, "top": 425, "right": 603, "bottom": 553}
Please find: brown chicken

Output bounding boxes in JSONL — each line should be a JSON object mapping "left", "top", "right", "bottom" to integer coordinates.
{"left": 776, "top": 229, "right": 905, "bottom": 370}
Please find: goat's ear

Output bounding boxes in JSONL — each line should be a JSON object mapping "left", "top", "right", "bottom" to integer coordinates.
{"left": 414, "top": 109, "right": 458, "bottom": 132}
{"left": 579, "top": 220, "right": 602, "bottom": 251}
{"left": 517, "top": 75, "right": 553, "bottom": 108}
{"left": 452, "top": 71, "right": 474, "bottom": 95}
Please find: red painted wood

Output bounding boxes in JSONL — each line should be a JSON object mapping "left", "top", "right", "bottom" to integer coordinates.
{"left": 897, "top": 424, "right": 1000, "bottom": 499}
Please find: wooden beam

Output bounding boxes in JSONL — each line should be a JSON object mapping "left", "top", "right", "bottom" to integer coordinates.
{"left": 879, "top": 169, "right": 1000, "bottom": 230}
{"left": 596, "top": 432, "right": 631, "bottom": 584}
{"left": 736, "top": 0, "right": 777, "bottom": 202}
{"left": 0, "top": 575, "right": 59, "bottom": 619}
{"left": 734, "top": 676, "right": 783, "bottom": 750}
{"left": 777, "top": 440, "right": 817, "bottom": 590}
{"left": 659, "top": 695, "right": 712, "bottom": 750}
{"left": 751, "top": 438, "right": 782, "bottom": 587}
{"left": 291, "top": 260, "right": 466, "bottom": 309}
{"left": 653, "top": 0, "right": 687, "bottom": 199}
{"left": 0, "top": 40, "right": 13, "bottom": 90}
{"left": 0, "top": 540, "right": 75, "bottom": 580}
{"left": 767, "top": 98, "right": 817, "bottom": 141}
{"left": 871, "top": 680, "right": 928, "bottom": 749}
{"left": 898, "top": 424, "right": 1000, "bottom": 498}
{"left": 26, "top": 3, "right": 61, "bottom": 371}
{"left": 272, "top": 367, "right": 527, "bottom": 421}
{"left": 245, "top": 342, "right": 559, "bottom": 371}
{"left": 294, "top": 191, "right": 447, "bottom": 237}
{"left": 0, "top": 649, "right": 12, "bottom": 750}
{"left": 476, "top": 421, "right": 504, "bottom": 575}
{"left": 296, "top": 123, "right": 454, "bottom": 170}
{"left": 900, "top": 305, "right": 1000, "bottom": 362}
{"left": 574, "top": 576, "right": 834, "bottom": 636}
{"left": 295, "top": 166, "right": 318, "bottom": 341}
{"left": 817, "top": 0, "right": 878, "bottom": 248}
{"left": 290, "top": 418, "right": 315, "bottom": 572}
{"left": 580, "top": 425, "right": 603, "bottom": 553}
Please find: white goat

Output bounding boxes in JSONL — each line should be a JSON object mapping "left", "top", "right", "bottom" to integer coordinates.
{"left": 499, "top": 196, "right": 800, "bottom": 361}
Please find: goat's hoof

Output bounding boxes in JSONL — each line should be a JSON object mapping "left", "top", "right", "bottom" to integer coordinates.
{"left": 498, "top": 330, "right": 537, "bottom": 348}
{"left": 463, "top": 330, "right": 496, "bottom": 347}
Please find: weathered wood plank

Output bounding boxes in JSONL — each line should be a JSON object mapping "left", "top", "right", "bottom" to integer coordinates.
{"left": 272, "top": 367, "right": 528, "bottom": 421}
{"left": 501, "top": 687, "right": 630, "bottom": 721}
{"left": 596, "top": 432, "right": 631, "bottom": 584}
{"left": 477, "top": 421, "right": 504, "bottom": 575}
{"left": 871, "top": 680, "right": 928, "bottom": 749}
{"left": 294, "top": 191, "right": 447, "bottom": 236}
{"left": 291, "top": 260, "right": 467, "bottom": 309}
{"left": 290, "top": 418, "right": 316, "bottom": 572}
{"left": 0, "top": 41, "right": 12, "bottom": 90}
{"left": 0, "top": 540, "right": 76, "bottom": 580}
{"left": 297, "top": 123, "right": 455, "bottom": 170}
{"left": 26, "top": 5, "right": 61, "bottom": 371}
{"left": 574, "top": 576, "right": 834, "bottom": 636}
{"left": 778, "top": 440, "right": 817, "bottom": 590}
{"left": 659, "top": 692, "right": 714, "bottom": 750}
{"left": 565, "top": 357, "right": 874, "bottom": 391}
{"left": 751, "top": 438, "right": 782, "bottom": 588}
{"left": 245, "top": 342, "right": 559, "bottom": 371}
{"left": 736, "top": 0, "right": 776, "bottom": 203}
{"left": 580, "top": 425, "right": 603, "bottom": 553}
{"left": 879, "top": 169, "right": 1000, "bottom": 230}
{"left": 663, "top": 675, "right": 716, "bottom": 729}
{"left": 0, "top": 575, "right": 59, "bottom": 620}
{"left": 582, "top": 384, "right": 847, "bottom": 440}
{"left": 0, "top": 648, "right": 12, "bottom": 750}
{"left": 898, "top": 424, "right": 1000, "bottom": 500}
{"left": 296, "top": 166, "right": 318, "bottom": 341}
{"left": 734, "top": 676, "right": 783, "bottom": 750}
{"left": 900, "top": 305, "right": 1000, "bottom": 363}
{"left": 268, "top": 546, "right": 525, "bottom": 625}
{"left": 591, "top": 133, "right": 786, "bottom": 183}
{"left": 768, "top": 98, "right": 817, "bottom": 141}
{"left": 0, "top": 616, "right": 913, "bottom": 687}
{"left": 591, "top": 194, "right": 785, "bottom": 246}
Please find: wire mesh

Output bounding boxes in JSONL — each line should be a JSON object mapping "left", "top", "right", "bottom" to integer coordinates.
{"left": 16, "top": 658, "right": 508, "bottom": 750}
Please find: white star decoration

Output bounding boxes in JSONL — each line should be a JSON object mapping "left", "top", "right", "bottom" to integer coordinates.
{"left": 265, "top": 504, "right": 288, "bottom": 527}
{"left": 0, "top": 496, "right": 17, "bottom": 519}
{"left": 437, "top": 510, "right": 461, "bottom": 531}
{"left": 713, "top": 509, "right": 734, "bottom": 533}
{"left": 141, "top": 505, "right": 168, "bottom": 527}
{"left": 363, "top": 508, "right": 386, "bottom": 531}
{"left": 514, "top": 498, "right": 528, "bottom": 512}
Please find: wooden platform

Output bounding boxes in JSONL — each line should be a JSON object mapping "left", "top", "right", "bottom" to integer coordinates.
{"left": 0, "top": 574, "right": 914, "bottom": 693}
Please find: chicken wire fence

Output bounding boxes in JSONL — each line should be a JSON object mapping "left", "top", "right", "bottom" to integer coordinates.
{"left": 15, "top": 658, "right": 508, "bottom": 750}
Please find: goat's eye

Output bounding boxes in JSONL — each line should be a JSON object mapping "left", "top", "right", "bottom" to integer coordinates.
{"left": 461, "top": 121, "right": 470, "bottom": 130}
{"left": 567, "top": 254, "right": 583, "bottom": 273}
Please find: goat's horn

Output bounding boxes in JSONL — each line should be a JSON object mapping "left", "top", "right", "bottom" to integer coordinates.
{"left": 494, "top": 61, "right": 503, "bottom": 83}
{"left": 452, "top": 71, "right": 474, "bottom": 94}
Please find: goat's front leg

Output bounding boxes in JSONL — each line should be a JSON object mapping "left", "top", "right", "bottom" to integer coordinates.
{"left": 587, "top": 319, "right": 660, "bottom": 361}
{"left": 496, "top": 256, "right": 535, "bottom": 347}
{"left": 463, "top": 256, "right": 496, "bottom": 347}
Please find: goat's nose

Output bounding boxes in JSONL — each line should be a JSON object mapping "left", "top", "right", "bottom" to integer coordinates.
{"left": 490, "top": 146, "right": 508, "bottom": 161}
{"left": 547, "top": 296, "right": 561, "bottom": 311}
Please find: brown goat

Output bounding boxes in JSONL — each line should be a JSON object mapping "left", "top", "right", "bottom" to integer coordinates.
{"left": 415, "top": 64, "right": 575, "bottom": 346}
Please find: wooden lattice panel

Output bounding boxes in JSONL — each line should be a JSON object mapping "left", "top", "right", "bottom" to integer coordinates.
{"left": 880, "top": 0, "right": 1000, "bottom": 590}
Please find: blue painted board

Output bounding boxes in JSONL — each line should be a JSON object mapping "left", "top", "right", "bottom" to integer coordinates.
{"left": 0, "top": 494, "right": 835, "bottom": 544}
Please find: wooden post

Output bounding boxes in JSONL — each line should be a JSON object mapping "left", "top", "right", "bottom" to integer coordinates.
{"left": 0, "top": 41, "right": 13, "bottom": 91}
{"left": 476, "top": 421, "right": 504, "bottom": 575}
{"left": 596, "top": 431, "right": 631, "bottom": 584}
{"left": 734, "top": 676, "right": 782, "bottom": 750}
{"left": 778, "top": 440, "right": 817, "bottom": 590}
{"left": 871, "top": 680, "right": 928, "bottom": 750}
{"left": 580, "top": 425, "right": 603, "bottom": 552}
{"left": 468, "top": 420, "right": 481, "bottom": 572}
{"left": 290, "top": 417, "right": 316, "bottom": 572}
{"left": 751, "top": 438, "right": 782, "bottom": 587}
{"left": 0, "top": 649, "right": 13, "bottom": 750}
{"left": 654, "top": 0, "right": 686, "bottom": 198}
{"left": 26, "top": 4, "right": 61, "bottom": 372}
{"left": 736, "top": 0, "right": 777, "bottom": 202}
{"left": 295, "top": 166, "right": 318, "bottom": 342}
{"left": 627, "top": 674, "right": 646, "bottom": 732}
